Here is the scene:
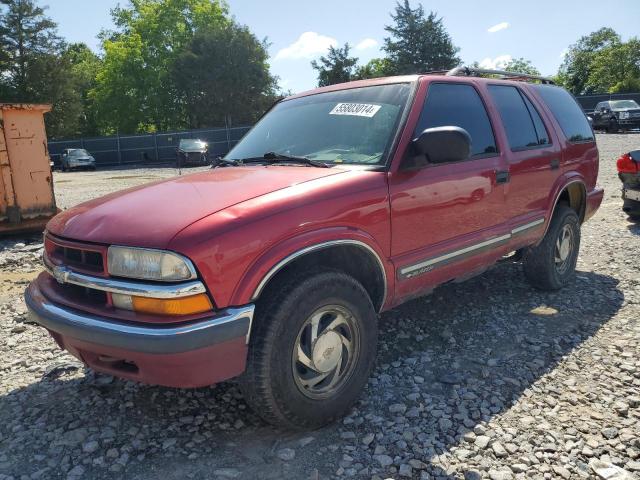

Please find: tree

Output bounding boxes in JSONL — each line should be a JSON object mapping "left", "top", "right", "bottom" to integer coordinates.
{"left": 311, "top": 44, "right": 358, "bottom": 87}
{"left": 557, "top": 27, "right": 620, "bottom": 95}
{"left": 0, "top": 0, "right": 61, "bottom": 98}
{"left": 91, "top": 0, "right": 230, "bottom": 134}
{"left": 503, "top": 57, "right": 541, "bottom": 76}
{"left": 585, "top": 38, "right": 640, "bottom": 93}
{"left": 354, "top": 58, "right": 393, "bottom": 80}
{"left": 0, "top": 0, "right": 90, "bottom": 138}
{"left": 172, "top": 22, "right": 279, "bottom": 128}
{"left": 383, "top": 0, "right": 460, "bottom": 75}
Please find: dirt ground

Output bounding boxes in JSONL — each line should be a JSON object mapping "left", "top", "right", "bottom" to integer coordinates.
{"left": 0, "top": 134, "right": 639, "bottom": 480}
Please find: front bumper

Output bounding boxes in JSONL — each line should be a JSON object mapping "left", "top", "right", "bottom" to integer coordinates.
{"left": 25, "top": 280, "right": 255, "bottom": 387}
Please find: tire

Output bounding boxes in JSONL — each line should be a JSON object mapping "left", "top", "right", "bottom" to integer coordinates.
{"left": 239, "top": 269, "right": 378, "bottom": 430}
{"left": 607, "top": 119, "right": 619, "bottom": 133}
{"left": 523, "top": 205, "right": 580, "bottom": 291}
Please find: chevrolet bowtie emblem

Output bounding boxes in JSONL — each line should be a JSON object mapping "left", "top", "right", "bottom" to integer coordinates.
{"left": 52, "top": 265, "right": 69, "bottom": 284}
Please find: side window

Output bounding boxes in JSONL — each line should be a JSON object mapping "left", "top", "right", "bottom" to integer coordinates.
{"left": 533, "top": 85, "right": 594, "bottom": 143}
{"left": 488, "top": 85, "right": 539, "bottom": 150}
{"left": 522, "top": 92, "right": 550, "bottom": 146}
{"left": 415, "top": 83, "right": 497, "bottom": 158}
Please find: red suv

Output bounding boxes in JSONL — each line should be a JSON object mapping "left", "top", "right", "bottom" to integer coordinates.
{"left": 26, "top": 68, "right": 603, "bottom": 429}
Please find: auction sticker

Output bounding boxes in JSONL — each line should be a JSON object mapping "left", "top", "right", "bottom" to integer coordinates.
{"left": 329, "top": 103, "right": 381, "bottom": 117}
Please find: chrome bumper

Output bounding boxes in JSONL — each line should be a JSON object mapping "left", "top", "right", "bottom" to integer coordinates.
{"left": 25, "top": 281, "right": 255, "bottom": 354}
{"left": 43, "top": 258, "right": 205, "bottom": 298}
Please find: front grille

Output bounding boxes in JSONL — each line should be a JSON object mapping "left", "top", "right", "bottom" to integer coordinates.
{"left": 45, "top": 234, "right": 107, "bottom": 276}
{"left": 55, "top": 246, "right": 103, "bottom": 272}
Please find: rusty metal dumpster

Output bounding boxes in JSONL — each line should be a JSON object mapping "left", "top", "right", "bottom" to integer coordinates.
{"left": 0, "top": 103, "right": 57, "bottom": 235}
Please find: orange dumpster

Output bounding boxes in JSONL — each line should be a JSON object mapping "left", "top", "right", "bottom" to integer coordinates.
{"left": 0, "top": 103, "right": 58, "bottom": 235}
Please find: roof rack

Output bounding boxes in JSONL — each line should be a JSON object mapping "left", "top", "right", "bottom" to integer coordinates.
{"left": 445, "top": 66, "right": 555, "bottom": 85}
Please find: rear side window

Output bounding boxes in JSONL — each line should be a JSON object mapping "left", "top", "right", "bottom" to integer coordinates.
{"left": 415, "top": 83, "right": 497, "bottom": 157}
{"left": 488, "top": 85, "right": 549, "bottom": 150}
{"left": 533, "top": 85, "right": 594, "bottom": 143}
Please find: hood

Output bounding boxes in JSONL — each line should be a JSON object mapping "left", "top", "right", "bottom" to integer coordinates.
{"left": 48, "top": 166, "right": 347, "bottom": 249}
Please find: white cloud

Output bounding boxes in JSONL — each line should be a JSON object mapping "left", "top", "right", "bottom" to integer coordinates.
{"left": 275, "top": 32, "right": 337, "bottom": 60}
{"left": 355, "top": 38, "right": 378, "bottom": 51}
{"left": 479, "top": 54, "right": 512, "bottom": 69}
{"left": 487, "top": 22, "right": 510, "bottom": 33}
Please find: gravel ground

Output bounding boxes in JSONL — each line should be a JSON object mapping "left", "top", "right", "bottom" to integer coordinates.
{"left": 1, "top": 134, "right": 639, "bottom": 480}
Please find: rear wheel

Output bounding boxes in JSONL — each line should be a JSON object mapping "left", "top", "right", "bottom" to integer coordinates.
{"left": 239, "top": 269, "right": 378, "bottom": 430}
{"left": 523, "top": 205, "right": 580, "bottom": 290}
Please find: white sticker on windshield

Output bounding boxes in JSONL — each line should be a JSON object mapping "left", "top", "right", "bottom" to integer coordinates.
{"left": 329, "top": 103, "right": 381, "bottom": 118}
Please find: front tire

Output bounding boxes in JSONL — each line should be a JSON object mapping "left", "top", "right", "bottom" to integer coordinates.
{"left": 523, "top": 205, "right": 580, "bottom": 291}
{"left": 607, "top": 119, "right": 619, "bottom": 133}
{"left": 239, "top": 269, "right": 378, "bottom": 430}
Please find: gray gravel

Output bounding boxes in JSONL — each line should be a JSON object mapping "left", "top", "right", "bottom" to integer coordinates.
{"left": 1, "top": 134, "right": 639, "bottom": 479}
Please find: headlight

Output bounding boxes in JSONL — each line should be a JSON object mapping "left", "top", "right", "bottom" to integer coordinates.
{"left": 620, "top": 112, "right": 629, "bottom": 119}
{"left": 107, "top": 246, "right": 196, "bottom": 281}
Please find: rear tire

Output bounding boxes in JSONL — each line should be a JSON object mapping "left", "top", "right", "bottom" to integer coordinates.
{"left": 239, "top": 269, "right": 378, "bottom": 430}
{"left": 523, "top": 205, "right": 580, "bottom": 291}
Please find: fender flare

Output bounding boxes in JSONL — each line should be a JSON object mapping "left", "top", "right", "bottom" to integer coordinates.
{"left": 541, "top": 175, "right": 587, "bottom": 239}
{"left": 230, "top": 227, "right": 391, "bottom": 311}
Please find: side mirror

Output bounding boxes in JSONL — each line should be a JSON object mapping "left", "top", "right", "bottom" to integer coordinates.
{"left": 410, "top": 126, "right": 471, "bottom": 165}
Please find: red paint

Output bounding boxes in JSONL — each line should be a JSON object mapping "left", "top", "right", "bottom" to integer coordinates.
{"left": 40, "top": 74, "right": 603, "bottom": 388}
{"left": 50, "top": 330, "right": 247, "bottom": 388}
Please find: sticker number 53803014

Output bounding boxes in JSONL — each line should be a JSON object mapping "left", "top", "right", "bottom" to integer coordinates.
{"left": 329, "top": 103, "right": 381, "bottom": 117}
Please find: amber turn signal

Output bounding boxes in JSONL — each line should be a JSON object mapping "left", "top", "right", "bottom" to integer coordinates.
{"left": 131, "top": 293, "right": 213, "bottom": 315}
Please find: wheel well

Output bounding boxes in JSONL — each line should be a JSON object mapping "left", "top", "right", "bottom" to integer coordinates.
{"left": 256, "top": 245, "right": 386, "bottom": 312}
{"left": 556, "top": 182, "right": 586, "bottom": 223}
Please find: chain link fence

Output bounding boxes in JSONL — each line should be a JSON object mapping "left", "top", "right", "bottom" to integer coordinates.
{"left": 47, "top": 125, "right": 252, "bottom": 168}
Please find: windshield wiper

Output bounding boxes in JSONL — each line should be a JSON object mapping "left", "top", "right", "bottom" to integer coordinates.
{"left": 222, "top": 152, "right": 331, "bottom": 168}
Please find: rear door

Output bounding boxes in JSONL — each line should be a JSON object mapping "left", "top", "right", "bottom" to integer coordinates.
{"left": 388, "top": 81, "right": 511, "bottom": 301}
{"left": 486, "top": 84, "right": 559, "bottom": 235}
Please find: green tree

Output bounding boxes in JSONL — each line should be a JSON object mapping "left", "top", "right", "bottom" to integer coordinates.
{"left": 0, "top": 0, "right": 60, "bottom": 98}
{"left": 354, "top": 57, "right": 393, "bottom": 80}
{"left": 311, "top": 44, "right": 358, "bottom": 87}
{"left": 172, "top": 22, "right": 278, "bottom": 128}
{"left": 585, "top": 38, "right": 640, "bottom": 93}
{"left": 0, "top": 0, "right": 90, "bottom": 138}
{"left": 503, "top": 57, "right": 541, "bottom": 76}
{"left": 91, "top": 0, "right": 229, "bottom": 134}
{"left": 557, "top": 27, "right": 620, "bottom": 94}
{"left": 383, "top": 0, "right": 460, "bottom": 75}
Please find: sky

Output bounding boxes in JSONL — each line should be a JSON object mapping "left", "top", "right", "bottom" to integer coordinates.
{"left": 46, "top": 0, "right": 640, "bottom": 94}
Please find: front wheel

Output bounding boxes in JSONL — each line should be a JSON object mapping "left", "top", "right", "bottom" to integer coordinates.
{"left": 239, "top": 269, "right": 378, "bottom": 430}
{"left": 607, "top": 119, "right": 619, "bottom": 133}
{"left": 523, "top": 205, "right": 580, "bottom": 290}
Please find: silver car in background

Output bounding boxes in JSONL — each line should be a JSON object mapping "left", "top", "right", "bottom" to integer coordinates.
{"left": 61, "top": 149, "right": 97, "bottom": 171}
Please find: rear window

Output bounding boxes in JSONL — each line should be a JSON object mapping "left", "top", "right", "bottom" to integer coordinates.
{"left": 533, "top": 85, "right": 594, "bottom": 143}
{"left": 488, "top": 85, "right": 549, "bottom": 150}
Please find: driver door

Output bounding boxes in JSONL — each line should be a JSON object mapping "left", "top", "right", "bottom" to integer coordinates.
{"left": 388, "top": 81, "right": 510, "bottom": 302}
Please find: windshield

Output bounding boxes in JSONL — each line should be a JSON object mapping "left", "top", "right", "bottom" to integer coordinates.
{"left": 179, "top": 139, "right": 207, "bottom": 150}
{"left": 226, "top": 83, "right": 412, "bottom": 165}
{"left": 69, "top": 149, "right": 89, "bottom": 156}
{"left": 610, "top": 100, "right": 639, "bottom": 109}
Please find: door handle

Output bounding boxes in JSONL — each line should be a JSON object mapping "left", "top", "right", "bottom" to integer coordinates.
{"left": 495, "top": 170, "right": 510, "bottom": 184}
{"left": 550, "top": 158, "right": 560, "bottom": 170}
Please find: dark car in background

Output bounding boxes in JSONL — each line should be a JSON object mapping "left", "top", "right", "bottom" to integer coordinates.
{"left": 617, "top": 150, "right": 640, "bottom": 220}
{"left": 177, "top": 139, "right": 209, "bottom": 167}
{"left": 591, "top": 100, "right": 640, "bottom": 133}
{"left": 61, "top": 149, "right": 97, "bottom": 171}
